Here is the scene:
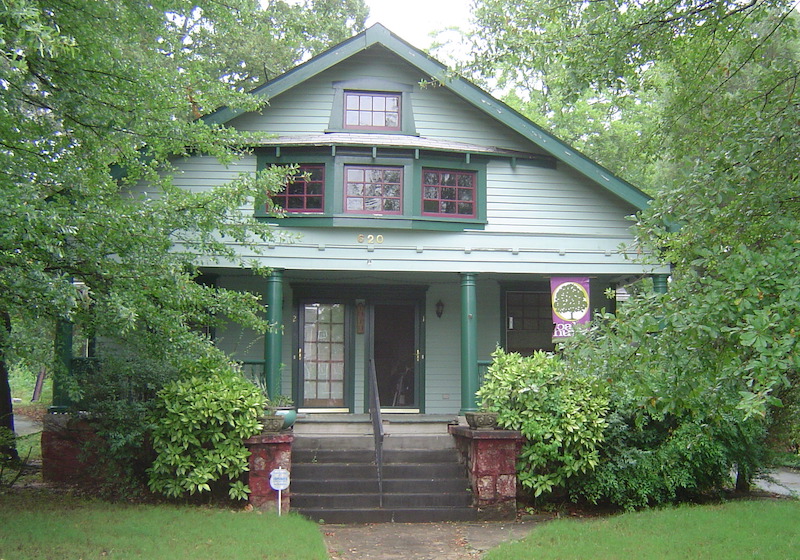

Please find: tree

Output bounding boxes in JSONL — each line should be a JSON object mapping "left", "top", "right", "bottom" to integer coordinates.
{"left": 462, "top": 0, "right": 800, "bottom": 495}
{"left": 0, "top": 0, "right": 366, "bottom": 460}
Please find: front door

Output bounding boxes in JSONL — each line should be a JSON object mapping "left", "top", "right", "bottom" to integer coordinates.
{"left": 299, "top": 302, "right": 348, "bottom": 409}
{"left": 371, "top": 302, "right": 420, "bottom": 410}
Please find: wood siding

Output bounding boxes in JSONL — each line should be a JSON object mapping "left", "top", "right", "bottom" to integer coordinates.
{"left": 230, "top": 47, "right": 540, "bottom": 154}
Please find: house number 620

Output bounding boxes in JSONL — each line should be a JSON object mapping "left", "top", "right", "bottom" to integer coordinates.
{"left": 357, "top": 234, "right": 384, "bottom": 244}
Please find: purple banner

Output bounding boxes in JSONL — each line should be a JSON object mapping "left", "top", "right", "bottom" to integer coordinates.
{"left": 551, "top": 277, "right": 591, "bottom": 339}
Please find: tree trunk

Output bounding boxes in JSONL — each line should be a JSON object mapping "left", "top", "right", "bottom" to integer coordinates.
{"left": 736, "top": 467, "right": 750, "bottom": 493}
{"left": 0, "top": 310, "right": 19, "bottom": 461}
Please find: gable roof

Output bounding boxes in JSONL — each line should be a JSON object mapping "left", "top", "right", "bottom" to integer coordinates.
{"left": 205, "top": 23, "right": 651, "bottom": 211}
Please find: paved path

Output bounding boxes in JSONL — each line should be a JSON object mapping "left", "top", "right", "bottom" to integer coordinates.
{"left": 322, "top": 517, "right": 549, "bottom": 560}
{"left": 755, "top": 468, "right": 800, "bottom": 497}
{"left": 13, "top": 415, "right": 41, "bottom": 437}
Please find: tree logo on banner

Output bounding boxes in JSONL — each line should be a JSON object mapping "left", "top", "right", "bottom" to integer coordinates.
{"left": 552, "top": 282, "right": 590, "bottom": 322}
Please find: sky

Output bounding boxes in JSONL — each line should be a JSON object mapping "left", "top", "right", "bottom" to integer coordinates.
{"left": 363, "top": 0, "right": 473, "bottom": 52}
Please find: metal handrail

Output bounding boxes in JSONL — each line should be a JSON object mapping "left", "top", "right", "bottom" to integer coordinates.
{"left": 367, "top": 358, "right": 384, "bottom": 508}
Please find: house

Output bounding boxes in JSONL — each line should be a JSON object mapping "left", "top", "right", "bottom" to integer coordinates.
{"left": 180, "top": 23, "right": 665, "bottom": 416}
{"left": 45, "top": 23, "right": 669, "bottom": 520}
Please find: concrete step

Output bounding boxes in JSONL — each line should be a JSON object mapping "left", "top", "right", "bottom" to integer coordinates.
{"left": 299, "top": 507, "right": 477, "bottom": 524}
{"left": 292, "top": 462, "right": 465, "bottom": 480}
{"left": 296, "top": 477, "right": 467, "bottom": 494}
{"left": 292, "top": 434, "right": 457, "bottom": 452}
{"left": 292, "top": 414, "right": 458, "bottom": 437}
{"left": 292, "top": 447, "right": 461, "bottom": 464}
{"left": 292, "top": 491, "right": 472, "bottom": 509}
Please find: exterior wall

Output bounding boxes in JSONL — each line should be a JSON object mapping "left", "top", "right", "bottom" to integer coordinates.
{"left": 485, "top": 161, "right": 638, "bottom": 237}
{"left": 229, "top": 47, "right": 540, "bottom": 154}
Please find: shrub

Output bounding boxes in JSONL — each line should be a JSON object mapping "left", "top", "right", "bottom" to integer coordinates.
{"left": 568, "top": 411, "right": 759, "bottom": 510}
{"left": 477, "top": 348, "right": 609, "bottom": 498}
{"left": 147, "top": 366, "right": 264, "bottom": 501}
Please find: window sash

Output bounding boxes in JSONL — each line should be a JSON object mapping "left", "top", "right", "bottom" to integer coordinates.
{"left": 344, "top": 91, "right": 402, "bottom": 131}
{"left": 344, "top": 165, "right": 404, "bottom": 215}
{"left": 421, "top": 169, "right": 477, "bottom": 218}
{"left": 272, "top": 164, "right": 325, "bottom": 213}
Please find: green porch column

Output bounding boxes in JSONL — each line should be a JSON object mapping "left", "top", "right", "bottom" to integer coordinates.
{"left": 460, "top": 272, "right": 479, "bottom": 414}
{"left": 50, "top": 318, "right": 73, "bottom": 413}
{"left": 264, "top": 269, "right": 284, "bottom": 400}
{"left": 653, "top": 274, "right": 669, "bottom": 294}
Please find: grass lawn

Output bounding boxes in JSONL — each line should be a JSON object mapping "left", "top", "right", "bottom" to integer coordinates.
{"left": 0, "top": 491, "right": 328, "bottom": 560}
{"left": 486, "top": 499, "right": 800, "bottom": 560}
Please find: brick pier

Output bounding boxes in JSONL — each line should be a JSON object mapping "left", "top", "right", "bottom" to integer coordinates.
{"left": 244, "top": 432, "right": 294, "bottom": 513}
{"left": 449, "top": 425, "right": 524, "bottom": 520}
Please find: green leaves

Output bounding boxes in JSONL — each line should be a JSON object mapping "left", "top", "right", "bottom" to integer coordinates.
{"left": 477, "top": 348, "right": 609, "bottom": 499}
{"left": 147, "top": 366, "right": 264, "bottom": 500}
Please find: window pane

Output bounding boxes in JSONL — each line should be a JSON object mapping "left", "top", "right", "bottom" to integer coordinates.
{"left": 424, "top": 172, "right": 439, "bottom": 184}
{"left": 347, "top": 183, "right": 364, "bottom": 196}
{"left": 385, "top": 113, "right": 398, "bottom": 127}
{"left": 385, "top": 169, "right": 401, "bottom": 183}
{"left": 424, "top": 200, "right": 439, "bottom": 213}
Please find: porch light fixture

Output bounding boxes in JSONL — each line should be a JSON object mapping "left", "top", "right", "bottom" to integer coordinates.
{"left": 435, "top": 299, "right": 444, "bottom": 318}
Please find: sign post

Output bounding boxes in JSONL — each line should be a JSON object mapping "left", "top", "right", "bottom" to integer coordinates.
{"left": 269, "top": 467, "right": 290, "bottom": 516}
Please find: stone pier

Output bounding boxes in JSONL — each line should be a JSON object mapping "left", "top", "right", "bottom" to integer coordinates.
{"left": 449, "top": 425, "right": 524, "bottom": 520}
{"left": 244, "top": 432, "right": 294, "bottom": 513}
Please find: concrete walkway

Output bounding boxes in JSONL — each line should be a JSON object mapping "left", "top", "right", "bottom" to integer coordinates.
{"left": 322, "top": 517, "right": 550, "bottom": 560}
{"left": 13, "top": 415, "right": 42, "bottom": 437}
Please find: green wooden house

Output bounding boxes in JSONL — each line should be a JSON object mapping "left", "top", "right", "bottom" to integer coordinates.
{"left": 156, "top": 24, "right": 667, "bottom": 418}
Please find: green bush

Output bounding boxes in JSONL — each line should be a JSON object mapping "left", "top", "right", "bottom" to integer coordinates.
{"left": 477, "top": 348, "right": 609, "bottom": 498}
{"left": 568, "top": 410, "right": 763, "bottom": 510}
{"left": 147, "top": 366, "right": 264, "bottom": 501}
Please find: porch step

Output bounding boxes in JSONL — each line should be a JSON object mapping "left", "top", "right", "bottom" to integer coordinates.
{"left": 291, "top": 431, "right": 476, "bottom": 524}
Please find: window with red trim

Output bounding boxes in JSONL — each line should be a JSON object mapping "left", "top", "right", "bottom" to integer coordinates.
{"left": 272, "top": 164, "right": 325, "bottom": 213}
{"left": 421, "top": 169, "right": 476, "bottom": 218}
{"left": 344, "top": 91, "right": 401, "bottom": 130}
{"left": 344, "top": 165, "right": 402, "bottom": 214}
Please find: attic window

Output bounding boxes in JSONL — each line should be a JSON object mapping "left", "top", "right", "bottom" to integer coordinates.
{"left": 344, "top": 91, "right": 401, "bottom": 131}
